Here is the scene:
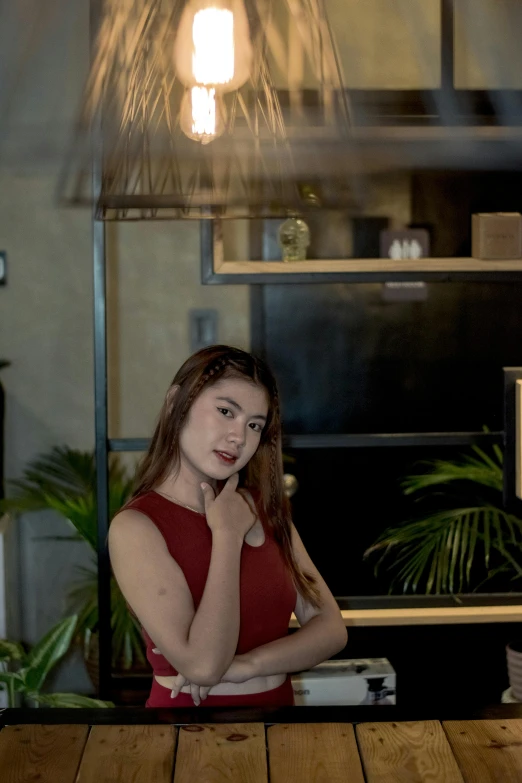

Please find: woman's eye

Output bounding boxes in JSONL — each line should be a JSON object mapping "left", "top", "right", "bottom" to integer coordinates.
{"left": 218, "top": 407, "right": 232, "bottom": 417}
{"left": 250, "top": 423, "right": 263, "bottom": 433}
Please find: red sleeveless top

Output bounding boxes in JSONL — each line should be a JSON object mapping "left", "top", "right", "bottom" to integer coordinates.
{"left": 125, "top": 490, "right": 297, "bottom": 678}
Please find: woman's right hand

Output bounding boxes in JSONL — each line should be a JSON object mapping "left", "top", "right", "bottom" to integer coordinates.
{"left": 201, "top": 473, "right": 256, "bottom": 542}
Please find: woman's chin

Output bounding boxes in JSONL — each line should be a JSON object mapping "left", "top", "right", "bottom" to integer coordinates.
{"left": 197, "top": 464, "right": 229, "bottom": 482}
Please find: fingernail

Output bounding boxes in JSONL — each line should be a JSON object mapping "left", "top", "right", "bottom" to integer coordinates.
{"left": 200, "top": 483, "right": 207, "bottom": 489}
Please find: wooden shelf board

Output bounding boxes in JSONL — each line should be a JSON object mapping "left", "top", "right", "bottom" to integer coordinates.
{"left": 289, "top": 605, "right": 522, "bottom": 628}
{"left": 215, "top": 258, "right": 522, "bottom": 275}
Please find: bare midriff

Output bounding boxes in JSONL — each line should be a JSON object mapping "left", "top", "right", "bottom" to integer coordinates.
{"left": 154, "top": 672, "right": 286, "bottom": 695}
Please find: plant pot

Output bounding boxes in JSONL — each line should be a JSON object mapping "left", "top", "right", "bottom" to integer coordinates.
{"left": 84, "top": 632, "right": 152, "bottom": 706}
{"left": 506, "top": 640, "right": 522, "bottom": 701}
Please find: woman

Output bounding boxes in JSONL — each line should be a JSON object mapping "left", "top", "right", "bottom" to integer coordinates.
{"left": 109, "top": 345, "right": 347, "bottom": 707}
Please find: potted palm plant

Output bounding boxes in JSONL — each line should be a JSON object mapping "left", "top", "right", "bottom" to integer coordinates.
{"left": 0, "top": 447, "right": 149, "bottom": 704}
{"left": 364, "top": 440, "right": 522, "bottom": 594}
{"left": 364, "top": 438, "right": 522, "bottom": 701}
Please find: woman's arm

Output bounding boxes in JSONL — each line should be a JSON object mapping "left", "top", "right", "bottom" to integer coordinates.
{"left": 175, "top": 520, "right": 347, "bottom": 698}
{"left": 231, "top": 615, "right": 347, "bottom": 680}
{"left": 218, "top": 521, "right": 347, "bottom": 682}
{"left": 109, "top": 509, "right": 244, "bottom": 686}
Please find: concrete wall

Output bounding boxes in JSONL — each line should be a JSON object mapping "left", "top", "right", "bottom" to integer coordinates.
{"left": 0, "top": 0, "right": 250, "bottom": 694}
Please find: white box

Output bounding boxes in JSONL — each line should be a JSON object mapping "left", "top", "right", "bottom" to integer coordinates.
{"left": 291, "top": 658, "right": 396, "bottom": 706}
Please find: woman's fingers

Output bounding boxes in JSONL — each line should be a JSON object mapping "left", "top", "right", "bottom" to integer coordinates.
{"left": 190, "top": 682, "right": 201, "bottom": 706}
{"left": 222, "top": 472, "right": 239, "bottom": 494}
{"left": 170, "top": 673, "right": 188, "bottom": 699}
{"left": 168, "top": 674, "right": 211, "bottom": 705}
{"left": 200, "top": 482, "right": 216, "bottom": 513}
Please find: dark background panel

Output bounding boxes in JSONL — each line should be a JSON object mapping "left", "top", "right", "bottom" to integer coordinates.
{"left": 286, "top": 445, "right": 514, "bottom": 598}
{"left": 263, "top": 282, "right": 522, "bottom": 435}
{"left": 412, "top": 171, "right": 522, "bottom": 257}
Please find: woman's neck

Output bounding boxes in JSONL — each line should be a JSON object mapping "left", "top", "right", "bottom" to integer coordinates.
{"left": 157, "top": 466, "right": 216, "bottom": 513}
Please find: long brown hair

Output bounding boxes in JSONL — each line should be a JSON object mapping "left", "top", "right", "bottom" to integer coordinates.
{"left": 125, "top": 344, "right": 322, "bottom": 610}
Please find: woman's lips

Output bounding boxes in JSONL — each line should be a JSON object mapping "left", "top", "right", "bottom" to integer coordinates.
{"left": 214, "top": 450, "right": 238, "bottom": 465}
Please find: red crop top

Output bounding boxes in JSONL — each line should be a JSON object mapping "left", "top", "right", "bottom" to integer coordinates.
{"left": 123, "top": 490, "right": 298, "bottom": 678}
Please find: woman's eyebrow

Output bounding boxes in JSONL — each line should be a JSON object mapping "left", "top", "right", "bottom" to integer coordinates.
{"left": 215, "top": 396, "right": 267, "bottom": 422}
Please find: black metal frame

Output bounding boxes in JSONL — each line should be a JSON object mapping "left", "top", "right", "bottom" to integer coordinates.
{"left": 503, "top": 369, "right": 522, "bottom": 515}
{"left": 93, "top": 0, "right": 522, "bottom": 700}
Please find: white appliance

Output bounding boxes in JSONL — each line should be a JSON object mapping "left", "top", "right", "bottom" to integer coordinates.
{"left": 291, "top": 658, "right": 396, "bottom": 706}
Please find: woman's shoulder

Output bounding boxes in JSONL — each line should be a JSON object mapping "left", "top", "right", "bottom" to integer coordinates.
{"left": 110, "top": 492, "right": 169, "bottom": 538}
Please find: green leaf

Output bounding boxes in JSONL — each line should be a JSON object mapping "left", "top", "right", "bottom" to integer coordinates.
{"left": 459, "top": 513, "right": 470, "bottom": 593}
{"left": 401, "top": 449, "right": 503, "bottom": 496}
{"left": 0, "top": 672, "right": 25, "bottom": 691}
{"left": 30, "top": 692, "right": 115, "bottom": 708}
{"left": 23, "top": 616, "right": 77, "bottom": 692}
{"left": 0, "top": 640, "right": 26, "bottom": 663}
{"left": 65, "top": 564, "right": 145, "bottom": 670}
{"left": 449, "top": 519, "right": 461, "bottom": 594}
{"left": 365, "top": 499, "right": 522, "bottom": 595}
{"left": 467, "top": 512, "right": 479, "bottom": 584}
{"left": 484, "top": 510, "right": 491, "bottom": 568}
{"left": 44, "top": 495, "right": 97, "bottom": 551}
{"left": 0, "top": 447, "right": 133, "bottom": 523}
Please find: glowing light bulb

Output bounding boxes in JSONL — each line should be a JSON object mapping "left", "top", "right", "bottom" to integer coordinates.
{"left": 180, "top": 87, "right": 226, "bottom": 144}
{"left": 174, "top": 0, "right": 253, "bottom": 92}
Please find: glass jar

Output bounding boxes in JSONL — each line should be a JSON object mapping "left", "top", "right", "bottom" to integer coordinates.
{"left": 278, "top": 216, "right": 311, "bottom": 262}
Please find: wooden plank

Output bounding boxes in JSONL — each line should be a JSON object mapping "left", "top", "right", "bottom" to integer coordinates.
{"left": 268, "top": 723, "right": 365, "bottom": 783}
{"left": 357, "top": 721, "right": 464, "bottom": 782}
{"left": 215, "top": 258, "right": 522, "bottom": 275}
{"left": 174, "top": 723, "right": 267, "bottom": 783}
{"left": 0, "top": 724, "right": 89, "bottom": 783}
{"left": 77, "top": 725, "right": 175, "bottom": 783}
{"left": 444, "top": 719, "right": 522, "bottom": 782}
{"left": 289, "top": 605, "right": 522, "bottom": 628}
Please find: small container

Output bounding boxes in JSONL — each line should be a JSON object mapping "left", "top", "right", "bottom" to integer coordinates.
{"left": 506, "top": 640, "right": 522, "bottom": 700}
{"left": 471, "top": 213, "right": 522, "bottom": 259}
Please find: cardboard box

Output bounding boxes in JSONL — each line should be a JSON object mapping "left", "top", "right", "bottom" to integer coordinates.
{"left": 291, "top": 658, "right": 396, "bottom": 706}
{"left": 472, "top": 213, "right": 522, "bottom": 259}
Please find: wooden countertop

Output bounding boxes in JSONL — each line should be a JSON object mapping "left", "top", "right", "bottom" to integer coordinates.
{"left": 3, "top": 706, "right": 522, "bottom": 782}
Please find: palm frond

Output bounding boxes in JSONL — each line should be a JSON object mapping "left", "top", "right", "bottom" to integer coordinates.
{"left": 364, "top": 504, "right": 522, "bottom": 595}
{"left": 66, "top": 561, "right": 145, "bottom": 669}
{"left": 401, "top": 451, "right": 503, "bottom": 496}
{"left": 0, "top": 447, "right": 133, "bottom": 518}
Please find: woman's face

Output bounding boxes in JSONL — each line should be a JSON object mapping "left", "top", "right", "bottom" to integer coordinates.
{"left": 178, "top": 376, "right": 269, "bottom": 483}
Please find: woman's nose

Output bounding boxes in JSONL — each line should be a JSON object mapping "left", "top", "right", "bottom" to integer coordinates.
{"left": 228, "top": 423, "right": 246, "bottom": 444}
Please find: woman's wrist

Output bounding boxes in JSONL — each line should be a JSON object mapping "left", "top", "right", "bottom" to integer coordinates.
{"left": 238, "top": 650, "right": 259, "bottom": 680}
{"left": 211, "top": 528, "right": 244, "bottom": 550}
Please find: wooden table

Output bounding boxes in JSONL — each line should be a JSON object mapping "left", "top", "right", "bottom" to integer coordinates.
{"left": 2, "top": 704, "right": 522, "bottom": 782}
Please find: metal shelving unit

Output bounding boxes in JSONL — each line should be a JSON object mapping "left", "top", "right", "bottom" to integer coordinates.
{"left": 93, "top": 0, "right": 522, "bottom": 700}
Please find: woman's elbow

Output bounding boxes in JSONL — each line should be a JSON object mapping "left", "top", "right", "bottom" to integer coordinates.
{"left": 335, "top": 625, "right": 348, "bottom": 653}
{"left": 191, "top": 663, "right": 222, "bottom": 687}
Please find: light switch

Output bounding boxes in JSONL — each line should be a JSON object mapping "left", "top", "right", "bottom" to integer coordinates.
{"left": 189, "top": 309, "right": 218, "bottom": 352}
